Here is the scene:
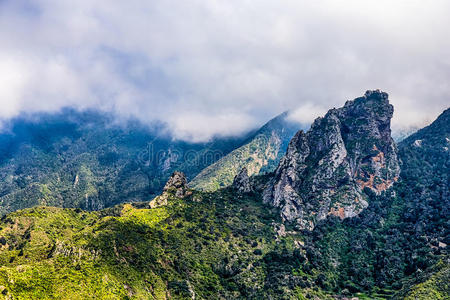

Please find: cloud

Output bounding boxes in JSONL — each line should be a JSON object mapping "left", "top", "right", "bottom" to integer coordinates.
{"left": 287, "top": 103, "right": 327, "bottom": 127}
{"left": 0, "top": 0, "right": 449, "bottom": 141}
{"left": 167, "top": 112, "right": 257, "bottom": 143}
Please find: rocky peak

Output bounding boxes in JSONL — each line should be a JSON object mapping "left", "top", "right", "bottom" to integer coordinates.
{"left": 263, "top": 90, "right": 400, "bottom": 230}
{"left": 150, "top": 171, "right": 189, "bottom": 208}
{"left": 232, "top": 167, "right": 253, "bottom": 193}
{"left": 163, "top": 171, "right": 188, "bottom": 197}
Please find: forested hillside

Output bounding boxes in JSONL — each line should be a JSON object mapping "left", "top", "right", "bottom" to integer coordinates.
{"left": 0, "top": 109, "right": 251, "bottom": 215}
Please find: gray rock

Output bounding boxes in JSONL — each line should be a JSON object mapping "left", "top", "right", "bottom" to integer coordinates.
{"left": 150, "top": 171, "right": 190, "bottom": 208}
{"left": 232, "top": 167, "right": 253, "bottom": 193}
{"left": 163, "top": 171, "right": 188, "bottom": 197}
{"left": 264, "top": 90, "right": 400, "bottom": 230}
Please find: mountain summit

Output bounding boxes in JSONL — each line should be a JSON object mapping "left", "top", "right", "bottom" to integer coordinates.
{"left": 263, "top": 90, "right": 400, "bottom": 230}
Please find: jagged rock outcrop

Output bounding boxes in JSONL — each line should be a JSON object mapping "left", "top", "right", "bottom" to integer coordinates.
{"left": 164, "top": 171, "right": 189, "bottom": 197}
{"left": 263, "top": 90, "right": 400, "bottom": 230}
{"left": 232, "top": 167, "right": 253, "bottom": 193}
{"left": 149, "top": 171, "right": 190, "bottom": 208}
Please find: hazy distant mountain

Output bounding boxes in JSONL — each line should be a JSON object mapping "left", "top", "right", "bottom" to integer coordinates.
{"left": 392, "top": 126, "right": 420, "bottom": 142}
{"left": 0, "top": 109, "right": 252, "bottom": 215}
{"left": 189, "top": 112, "right": 300, "bottom": 191}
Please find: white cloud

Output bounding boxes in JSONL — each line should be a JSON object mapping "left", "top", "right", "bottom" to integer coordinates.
{"left": 167, "top": 112, "right": 257, "bottom": 143}
{"left": 287, "top": 103, "right": 327, "bottom": 126}
{"left": 0, "top": 57, "right": 28, "bottom": 118}
{"left": 0, "top": 0, "right": 449, "bottom": 141}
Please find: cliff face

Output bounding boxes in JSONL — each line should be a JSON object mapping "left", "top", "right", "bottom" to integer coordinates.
{"left": 263, "top": 90, "right": 400, "bottom": 230}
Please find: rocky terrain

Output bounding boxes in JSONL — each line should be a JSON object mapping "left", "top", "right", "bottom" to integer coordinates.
{"left": 150, "top": 172, "right": 191, "bottom": 208}
{"left": 263, "top": 90, "right": 400, "bottom": 230}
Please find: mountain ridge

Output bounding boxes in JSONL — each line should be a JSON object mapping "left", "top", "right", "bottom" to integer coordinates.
{"left": 189, "top": 112, "right": 300, "bottom": 191}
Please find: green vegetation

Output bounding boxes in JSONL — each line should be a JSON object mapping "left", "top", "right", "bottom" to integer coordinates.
{"left": 398, "top": 260, "right": 450, "bottom": 300}
{"left": 0, "top": 108, "right": 448, "bottom": 299}
{"left": 0, "top": 188, "right": 335, "bottom": 299}
{"left": 2, "top": 167, "right": 447, "bottom": 299}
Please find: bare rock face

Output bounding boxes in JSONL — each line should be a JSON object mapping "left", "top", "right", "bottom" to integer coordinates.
{"left": 263, "top": 90, "right": 400, "bottom": 230}
{"left": 150, "top": 171, "right": 189, "bottom": 208}
{"left": 232, "top": 167, "right": 253, "bottom": 193}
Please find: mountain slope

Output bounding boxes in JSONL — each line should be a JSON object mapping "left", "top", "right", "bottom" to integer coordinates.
{"left": 398, "top": 260, "right": 450, "bottom": 300}
{"left": 0, "top": 188, "right": 330, "bottom": 299}
{"left": 0, "top": 109, "right": 252, "bottom": 216}
{"left": 189, "top": 112, "right": 299, "bottom": 191}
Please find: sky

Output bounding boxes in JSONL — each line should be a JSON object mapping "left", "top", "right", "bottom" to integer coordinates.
{"left": 0, "top": 0, "right": 449, "bottom": 142}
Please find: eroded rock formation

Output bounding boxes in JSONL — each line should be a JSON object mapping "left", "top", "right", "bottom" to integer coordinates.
{"left": 232, "top": 167, "right": 253, "bottom": 193}
{"left": 263, "top": 90, "right": 400, "bottom": 230}
{"left": 149, "top": 171, "right": 190, "bottom": 208}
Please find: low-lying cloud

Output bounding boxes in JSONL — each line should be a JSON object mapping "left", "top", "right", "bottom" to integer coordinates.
{"left": 0, "top": 0, "right": 449, "bottom": 141}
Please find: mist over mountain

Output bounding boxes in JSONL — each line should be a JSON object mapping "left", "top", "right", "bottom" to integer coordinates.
{"left": 1, "top": 1, "right": 450, "bottom": 141}
{"left": 190, "top": 112, "right": 301, "bottom": 191}
{"left": 1, "top": 0, "right": 449, "bottom": 298}
{"left": 0, "top": 108, "right": 258, "bottom": 215}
